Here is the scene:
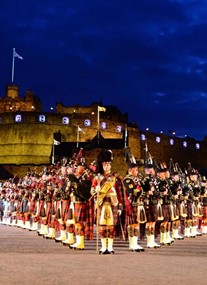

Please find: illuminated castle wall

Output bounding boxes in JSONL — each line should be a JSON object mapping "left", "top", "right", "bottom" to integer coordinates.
{"left": 0, "top": 85, "right": 141, "bottom": 167}
{"left": 0, "top": 84, "right": 207, "bottom": 174}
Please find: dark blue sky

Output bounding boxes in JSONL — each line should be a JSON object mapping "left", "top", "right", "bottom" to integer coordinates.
{"left": 1, "top": 0, "right": 207, "bottom": 140}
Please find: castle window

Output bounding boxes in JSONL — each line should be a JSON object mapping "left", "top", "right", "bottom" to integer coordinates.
{"left": 84, "top": 119, "right": 91, "bottom": 127}
{"left": 62, "top": 117, "right": 70, "bottom": 125}
{"left": 15, "top": 114, "right": 22, "bottom": 123}
{"left": 140, "top": 134, "right": 146, "bottom": 141}
{"left": 38, "top": 115, "right": 46, "bottom": 122}
{"left": 195, "top": 143, "right": 200, "bottom": 150}
{"left": 169, "top": 139, "right": 174, "bottom": 145}
{"left": 156, "top": 136, "right": 161, "bottom": 143}
{"left": 183, "top": 141, "right": 187, "bottom": 148}
{"left": 116, "top": 125, "right": 122, "bottom": 132}
{"left": 100, "top": 122, "right": 106, "bottom": 129}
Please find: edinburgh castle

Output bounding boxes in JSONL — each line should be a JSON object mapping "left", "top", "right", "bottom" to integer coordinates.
{"left": 0, "top": 84, "right": 207, "bottom": 178}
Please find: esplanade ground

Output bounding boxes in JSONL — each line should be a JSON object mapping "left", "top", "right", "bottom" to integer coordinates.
{"left": 0, "top": 224, "right": 207, "bottom": 285}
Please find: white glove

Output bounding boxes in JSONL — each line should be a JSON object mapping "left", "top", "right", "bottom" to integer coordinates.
{"left": 90, "top": 187, "right": 96, "bottom": 195}
{"left": 117, "top": 209, "right": 122, "bottom": 216}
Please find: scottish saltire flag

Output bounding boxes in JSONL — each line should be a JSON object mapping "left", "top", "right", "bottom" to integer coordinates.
{"left": 14, "top": 50, "right": 23, "bottom": 60}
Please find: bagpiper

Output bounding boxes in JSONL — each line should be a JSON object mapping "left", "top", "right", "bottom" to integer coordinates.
{"left": 91, "top": 149, "right": 124, "bottom": 254}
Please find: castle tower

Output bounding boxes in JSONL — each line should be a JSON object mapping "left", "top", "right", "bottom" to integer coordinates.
{"left": 6, "top": 84, "right": 19, "bottom": 99}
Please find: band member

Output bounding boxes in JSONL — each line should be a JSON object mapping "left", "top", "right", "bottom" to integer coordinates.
{"left": 191, "top": 186, "right": 202, "bottom": 236}
{"left": 156, "top": 167, "right": 172, "bottom": 245}
{"left": 62, "top": 162, "right": 76, "bottom": 246}
{"left": 44, "top": 182, "right": 56, "bottom": 239}
{"left": 2, "top": 193, "right": 11, "bottom": 225}
{"left": 142, "top": 163, "right": 161, "bottom": 248}
{"left": 62, "top": 177, "right": 75, "bottom": 246}
{"left": 91, "top": 149, "right": 124, "bottom": 254}
{"left": 168, "top": 162, "right": 184, "bottom": 240}
{"left": 123, "top": 159, "right": 145, "bottom": 252}
{"left": 37, "top": 188, "right": 48, "bottom": 236}
{"left": 185, "top": 164, "right": 201, "bottom": 237}
{"left": 170, "top": 182, "right": 184, "bottom": 240}
{"left": 10, "top": 194, "right": 19, "bottom": 226}
{"left": 29, "top": 191, "right": 39, "bottom": 231}
{"left": 68, "top": 160, "right": 93, "bottom": 250}
{"left": 16, "top": 190, "right": 25, "bottom": 228}
{"left": 54, "top": 179, "right": 69, "bottom": 243}
{"left": 22, "top": 189, "right": 32, "bottom": 229}
{"left": 188, "top": 167, "right": 202, "bottom": 237}
{"left": 200, "top": 177, "right": 207, "bottom": 234}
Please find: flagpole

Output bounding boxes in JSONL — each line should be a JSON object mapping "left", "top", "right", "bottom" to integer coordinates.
{"left": 11, "top": 48, "right": 15, "bottom": 83}
{"left": 52, "top": 141, "right": 55, "bottom": 164}
{"left": 97, "top": 107, "right": 100, "bottom": 145}
{"left": 77, "top": 125, "right": 80, "bottom": 148}
{"left": 124, "top": 124, "right": 127, "bottom": 148}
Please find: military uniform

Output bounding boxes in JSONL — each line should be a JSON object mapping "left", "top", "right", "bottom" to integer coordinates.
{"left": 200, "top": 177, "right": 207, "bottom": 234}
{"left": 123, "top": 162, "right": 145, "bottom": 252}
{"left": 68, "top": 162, "right": 93, "bottom": 250}
{"left": 91, "top": 149, "right": 123, "bottom": 254}
{"left": 142, "top": 176, "right": 161, "bottom": 248}
{"left": 156, "top": 170, "right": 173, "bottom": 245}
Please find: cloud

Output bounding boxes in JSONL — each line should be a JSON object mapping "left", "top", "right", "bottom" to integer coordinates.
{"left": 1, "top": 0, "right": 207, "bottom": 139}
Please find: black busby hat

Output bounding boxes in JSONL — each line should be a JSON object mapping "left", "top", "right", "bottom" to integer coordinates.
{"left": 96, "top": 149, "right": 113, "bottom": 174}
{"left": 156, "top": 167, "right": 165, "bottom": 174}
{"left": 145, "top": 163, "right": 154, "bottom": 169}
{"left": 128, "top": 162, "right": 138, "bottom": 169}
{"left": 160, "top": 162, "right": 169, "bottom": 172}
{"left": 97, "top": 149, "right": 113, "bottom": 163}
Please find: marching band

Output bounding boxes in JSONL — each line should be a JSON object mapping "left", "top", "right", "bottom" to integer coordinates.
{"left": 0, "top": 148, "right": 207, "bottom": 254}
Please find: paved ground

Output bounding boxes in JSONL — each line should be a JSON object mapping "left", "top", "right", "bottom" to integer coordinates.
{"left": 0, "top": 224, "right": 207, "bottom": 285}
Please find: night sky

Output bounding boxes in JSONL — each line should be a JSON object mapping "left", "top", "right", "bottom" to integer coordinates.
{"left": 1, "top": 0, "right": 207, "bottom": 140}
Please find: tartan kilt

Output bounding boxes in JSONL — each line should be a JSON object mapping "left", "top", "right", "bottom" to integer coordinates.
{"left": 74, "top": 202, "right": 87, "bottom": 223}
{"left": 112, "top": 204, "right": 118, "bottom": 225}
{"left": 203, "top": 205, "right": 207, "bottom": 220}
{"left": 174, "top": 203, "right": 180, "bottom": 220}
{"left": 85, "top": 199, "right": 94, "bottom": 240}
{"left": 61, "top": 200, "right": 70, "bottom": 222}
{"left": 39, "top": 202, "right": 46, "bottom": 218}
{"left": 129, "top": 203, "right": 138, "bottom": 224}
{"left": 54, "top": 200, "right": 61, "bottom": 219}
{"left": 146, "top": 204, "right": 158, "bottom": 222}
{"left": 162, "top": 204, "right": 170, "bottom": 222}
{"left": 29, "top": 201, "right": 36, "bottom": 213}
{"left": 187, "top": 202, "right": 193, "bottom": 220}
{"left": 46, "top": 202, "right": 52, "bottom": 224}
